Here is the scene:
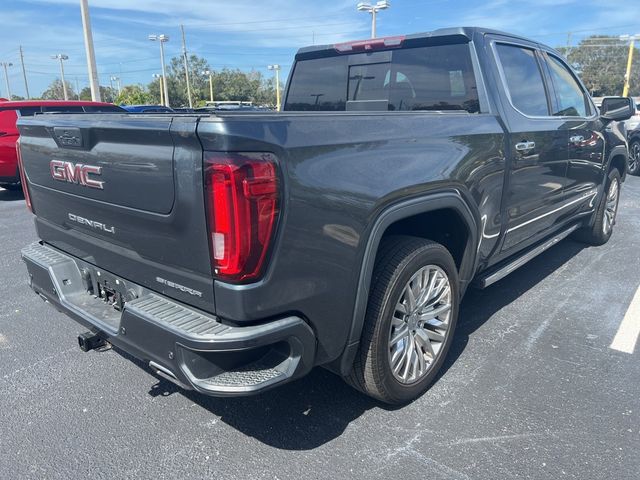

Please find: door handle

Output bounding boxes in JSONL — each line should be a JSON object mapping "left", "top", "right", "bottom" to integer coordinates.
{"left": 515, "top": 141, "right": 535, "bottom": 152}
{"left": 569, "top": 135, "right": 584, "bottom": 145}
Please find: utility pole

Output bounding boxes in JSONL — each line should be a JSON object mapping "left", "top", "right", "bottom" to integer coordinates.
{"left": 75, "top": 77, "right": 81, "bottom": 99}
{"left": 152, "top": 73, "right": 164, "bottom": 105}
{"left": 149, "top": 34, "right": 170, "bottom": 107}
{"left": 181, "top": 25, "right": 193, "bottom": 108}
{"left": 203, "top": 70, "right": 214, "bottom": 103}
{"left": 1, "top": 62, "right": 12, "bottom": 100}
{"left": 357, "top": 1, "right": 390, "bottom": 38}
{"left": 51, "top": 54, "right": 69, "bottom": 100}
{"left": 620, "top": 34, "right": 640, "bottom": 97}
{"left": 268, "top": 64, "right": 281, "bottom": 110}
{"left": 80, "top": 0, "right": 101, "bottom": 101}
{"left": 19, "top": 46, "right": 29, "bottom": 99}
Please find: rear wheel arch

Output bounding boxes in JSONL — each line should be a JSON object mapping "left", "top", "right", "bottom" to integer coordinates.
{"left": 337, "top": 191, "right": 480, "bottom": 376}
{"left": 606, "top": 146, "right": 628, "bottom": 181}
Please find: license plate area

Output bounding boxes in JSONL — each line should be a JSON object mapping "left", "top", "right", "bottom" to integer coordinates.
{"left": 53, "top": 259, "right": 141, "bottom": 334}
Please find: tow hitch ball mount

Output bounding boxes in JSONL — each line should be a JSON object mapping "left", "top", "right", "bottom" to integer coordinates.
{"left": 77, "top": 331, "right": 107, "bottom": 352}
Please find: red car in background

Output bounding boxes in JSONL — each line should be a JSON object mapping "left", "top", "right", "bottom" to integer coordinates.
{"left": 0, "top": 99, "right": 125, "bottom": 190}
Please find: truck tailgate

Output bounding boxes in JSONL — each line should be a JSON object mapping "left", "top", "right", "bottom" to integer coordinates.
{"left": 18, "top": 114, "right": 216, "bottom": 312}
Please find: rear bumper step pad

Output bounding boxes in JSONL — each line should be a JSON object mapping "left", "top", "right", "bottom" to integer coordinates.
{"left": 21, "top": 242, "right": 316, "bottom": 396}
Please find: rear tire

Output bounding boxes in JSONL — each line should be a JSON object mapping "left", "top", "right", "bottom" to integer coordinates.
{"left": 0, "top": 183, "right": 22, "bottom": 191}
{"left": 574, "top": 169, "right": 621, "bottom": 246}
{"left": 628, "top": 140, "right": 640, "bottom": 176}
{"left": 346, "top": 236, "right": 459, "bottom": 404}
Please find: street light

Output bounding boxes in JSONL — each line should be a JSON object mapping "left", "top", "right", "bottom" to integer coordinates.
{"left": 51, "top": 54, "right": 69, "bottom": 100}
{"left": 620, "top": 34, "right": 640, "bottom": 97}
{"left": 202, "top": 70, "right": 214, "bottom": 103}
{"left": 110, "top": 76, "right": 121, "bottom": 96}
{"left": 357, "top": 1, "right": 390, "bottom": 38}
{"left": 1, "top": 62, "right": 13, "bottom": 100}
{"left": 152, "top": 73, "right": 164, "bottom": 106}
{"left": 267, "top": 64, "right": 281, "bottom": 111}
{"left": 149, "top": 34, "right": 170, "bottom": 107}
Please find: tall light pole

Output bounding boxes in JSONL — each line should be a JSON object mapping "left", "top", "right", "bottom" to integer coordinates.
{"left": 80, "top": 0, "right": 101, "bottom": 101}
{"left": 152, "top": 73, "right": 164, "bottom": 106}
{"left": 1, "top": 62, "right": 12, "bottom": 100}
{"left": 357, "top": 1, "right": 390, "bottom": 38}
{"left": 268, "top": 64, "right": 281, "bottom": 110}
{"left": 620, "top": 34, "right": 640, "bottom": 97}
{"left": 149, "top": 34, "right": 170, "bottom": 107}
{"left": 51, "top": 54, "right": 69, "bottom": 100}
{"left": 202, "top": 70, "right": 214, "bottom": 103}
{"left": 110, "top": 76, "right": 121, "bottom": 95}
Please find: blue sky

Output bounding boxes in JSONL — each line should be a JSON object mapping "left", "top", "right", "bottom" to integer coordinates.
{"left": 1, "top": 0, "right": 640, "bottom": 98}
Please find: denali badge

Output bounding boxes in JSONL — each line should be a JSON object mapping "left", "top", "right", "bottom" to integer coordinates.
{"left": 50, "top": 160, "right": 104, "bottom": 189}
{"left": 156, "top": 277, "right": 203, "bottom": 297}
{"left": 68, "top": 213, "right": 115, "bottom": 234}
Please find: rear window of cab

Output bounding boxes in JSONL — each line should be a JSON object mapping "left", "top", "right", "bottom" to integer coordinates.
{"left": 284, "top": 43, "right": 479, "bottom": 113}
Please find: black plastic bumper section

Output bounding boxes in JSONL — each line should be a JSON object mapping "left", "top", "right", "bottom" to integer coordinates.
{"left": 21, "top": 242, "right": 316, "bottom": 396}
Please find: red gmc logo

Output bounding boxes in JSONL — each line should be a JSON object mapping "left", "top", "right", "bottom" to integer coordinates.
{"left": 50, "top": 160, "right": 104, "bottom": 190}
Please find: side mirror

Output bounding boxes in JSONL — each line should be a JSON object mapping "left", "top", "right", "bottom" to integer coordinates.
{"left": 600, "top": 96, "right": 635, "bottom": 121}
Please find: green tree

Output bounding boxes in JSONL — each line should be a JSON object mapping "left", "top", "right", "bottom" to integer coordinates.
{"left": 166, "top": 54, "right": 211, "bottom": 107}
{"left": 557, "top": 36, "right": 640, "bottom": 97}
{"left": 41, "top": 79, "right": 76, "bottom": 100}
{"left": 115, "top": 85, "right": 153, "bottom": 105}
{"left": 156, "top": 54, "right": 277, "bottom": 107}
{"left": 79, "top": 86, "right": 118, "bottom": 103}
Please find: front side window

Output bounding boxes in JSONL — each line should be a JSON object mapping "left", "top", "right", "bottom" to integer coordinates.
{"left": 495, "top": 44, "right": 549, "bottom": 117}
{"left": 546, "top": 55, "right": 589, "bottom": 117}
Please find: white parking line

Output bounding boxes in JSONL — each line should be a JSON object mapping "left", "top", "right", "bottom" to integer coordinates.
{"left": 611, "top": 286, "right": 640, "bottom": 354}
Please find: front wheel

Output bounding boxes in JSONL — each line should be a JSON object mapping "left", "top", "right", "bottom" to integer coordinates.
{"left": 629, "top": 140, "right": 640, "bottom": 176}
{"left": 574, "top": 169, "right": 621, "bottom": 246}
{"left": 346, "top": 236, "right": 459, "bottom": 404}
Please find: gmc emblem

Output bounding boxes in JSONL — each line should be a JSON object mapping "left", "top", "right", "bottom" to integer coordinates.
{"left": 50, "top": 160, "right": 104, "bottom": 190}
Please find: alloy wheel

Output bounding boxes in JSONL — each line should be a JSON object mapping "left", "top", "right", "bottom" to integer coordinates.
{"left": 603, "top": 177, "right": 620, "bottom": 235}
{"left": 388, "top": 265, "right": 452, "bottom": 384}
{"left": 630, "top": 142, "right": 640, "bottom": 174}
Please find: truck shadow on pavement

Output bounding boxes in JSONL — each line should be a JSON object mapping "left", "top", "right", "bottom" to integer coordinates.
{"left": 0, "top": 188, "right": 24, "bottom": 202}
{"left": 144, "top": 239, "right": 587, "bottom": 450}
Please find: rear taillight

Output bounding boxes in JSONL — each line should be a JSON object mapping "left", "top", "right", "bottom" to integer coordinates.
{"left": 204, "top": 152, "right": 279, "bottom": 282}
{"left": 16, "top": 139, "right": 33, "bottom": 213}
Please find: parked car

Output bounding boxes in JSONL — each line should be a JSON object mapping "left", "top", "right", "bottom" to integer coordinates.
{"left": 17, "top": 27, "right": 633, "bottom": 404}
{"left": 121, "top": 105, "right": 174, "bottom": 113}
{"left": 0, "top": 100, "right": 124, "bottom": 190}
{"left": 627, "top": 124, "right": 640, "bottom": 175}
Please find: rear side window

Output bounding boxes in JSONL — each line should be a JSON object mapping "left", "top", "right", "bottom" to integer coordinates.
{"left": 495, "top": 44, "right": 549, "bottom": 117}
{"left": 83, "top": 105, "right": 124, "bottom": 113}
{"left": 41, "top": 106, "right": 85, "bottom": 113}
{"left": 546, "top": 55, "right": 589, "bottom": 117}
{"left": 285, "top": 44, "right": 480, "bottom": 113}
{"left": 18, "top": 107, "right": 42, "bottom": 117}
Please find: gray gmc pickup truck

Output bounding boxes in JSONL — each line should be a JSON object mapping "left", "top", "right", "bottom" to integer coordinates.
{"left": 18, "top": 28, "right": 634, "bottom": 404}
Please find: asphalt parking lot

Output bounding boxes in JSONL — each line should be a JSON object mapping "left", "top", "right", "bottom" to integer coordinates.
{"left": 1, "top": 179, "right": 639, "bottom": 480}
